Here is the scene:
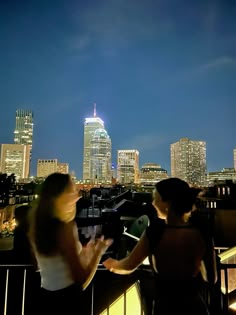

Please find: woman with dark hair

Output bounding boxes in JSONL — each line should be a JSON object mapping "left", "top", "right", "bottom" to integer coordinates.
{"left": 103, "top": 177, "right": 217, "bottom": 315}
{"left": 29, "top": 172, "right": 113, "bottom": 315}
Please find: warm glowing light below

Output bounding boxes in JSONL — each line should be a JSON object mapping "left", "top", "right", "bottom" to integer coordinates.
{"left": 99, "top": 283, "right": 144, "bottom": 315}
{"left": 218, "top": 247, "right": 236, "bottom": 294}
{"left": 229, "top": 302, "right": 236, "bottom": 311}
{"left": 142, "top": 257, "right": 149, "bottom": 265}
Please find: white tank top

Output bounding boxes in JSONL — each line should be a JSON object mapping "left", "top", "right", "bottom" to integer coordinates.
{"left": 34, "top": 224, "right": 81, "bottom": 291}
{"left": 36, "top": 252, "right": 75, "bottom": 290}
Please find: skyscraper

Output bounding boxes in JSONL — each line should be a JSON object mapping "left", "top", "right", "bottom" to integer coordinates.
{"left": 171, "top": 138, "right": 206, "bottom": 187}
{"left": 117, "top": 150, "right": 139, "bottom": 184}
{"left": 90, "top": 128, "right": 112, "bottom": 184}
{"left": 83, "top": 104, "right": 111, "bottom": 183}
{"left": 0, "top": 144, "right": 30, "bottom": 180}
{"left": 14, "top": 109, "right": 34, "bottom": 172}
{"left": 14, "top": 109, "right": 34, "bottom": 148}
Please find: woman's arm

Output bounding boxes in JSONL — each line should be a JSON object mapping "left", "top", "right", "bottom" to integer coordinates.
{"left": 58, "top": 221, "right": 113, "bottom": 289}
{"left": 79, "top": 235, "right": 113, "bottom": 288}
{"left": 103, "top": 231, "right": 150, "bottom": 275}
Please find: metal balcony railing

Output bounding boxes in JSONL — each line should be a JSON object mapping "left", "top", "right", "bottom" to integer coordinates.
{"left": 0, "top": 259, "right": 231, "bottom": 315}
{"left": 0, "top": 263, "right": 148, "bottom": 315}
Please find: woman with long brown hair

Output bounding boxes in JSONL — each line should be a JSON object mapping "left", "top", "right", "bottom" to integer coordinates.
{"left": 29, "top": 172, "right": 113, "bottom": 315}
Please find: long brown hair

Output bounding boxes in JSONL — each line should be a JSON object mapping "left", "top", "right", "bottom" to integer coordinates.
{"left": 30, "top": 172, "right": 71, "bottom": 255}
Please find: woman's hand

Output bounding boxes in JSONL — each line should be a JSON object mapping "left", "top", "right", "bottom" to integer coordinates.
{"left": 83, "top": 235, "right": 113, "bottom": 259}
{"left": 103, "top": 257, "right": 119, "bottom": 272}
{"left": 103, "top": 232, "right": 150, "bottom": 275}
{"left": 94, "top": 235, "right": 113, "bottom": 255}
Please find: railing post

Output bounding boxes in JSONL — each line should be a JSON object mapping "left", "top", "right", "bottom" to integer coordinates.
{"left": 21, "top": 269, "right": 27, "bottom": 315}
{"left": 91, "top": 282, "right": 94, "bottom": 315}
{"left": 224, "top": 267, "right": 229, "bottom": 315}
{"left": 4, "top": 269, "right": 9, "bottom": 315}
{"left": 124, "top": 290, "right": 126, "bottom": 315}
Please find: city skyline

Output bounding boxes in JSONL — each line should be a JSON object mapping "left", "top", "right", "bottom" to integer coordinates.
{"left": 0, "top": 0, "right": 235, "bottom": 179}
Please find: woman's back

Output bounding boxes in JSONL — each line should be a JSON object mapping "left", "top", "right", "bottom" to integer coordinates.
{"left": 103, "top": 178, "right": 216, "bottom": 315}
{"left": 153, "top": 225, "right": 206, "bottom": 278}
{"left": 147, "top": 221, "right": 211, "bottom": 315}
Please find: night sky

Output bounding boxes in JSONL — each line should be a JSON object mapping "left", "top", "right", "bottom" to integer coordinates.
{"left": 0, "top": 0, "right": 235, "bottom": 179}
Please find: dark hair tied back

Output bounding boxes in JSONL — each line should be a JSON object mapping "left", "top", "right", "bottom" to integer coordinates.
{"left": 155, "top": 178, "right": 201, "bottom": 215}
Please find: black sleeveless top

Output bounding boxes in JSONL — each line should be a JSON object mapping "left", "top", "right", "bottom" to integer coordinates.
{"left": 145, "top": 213, "right": 211, "bottom": 297}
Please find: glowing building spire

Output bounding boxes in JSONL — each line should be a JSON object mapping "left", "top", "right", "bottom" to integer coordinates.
{"left": 93, "top": 103, "right": 96, "bottom": 117}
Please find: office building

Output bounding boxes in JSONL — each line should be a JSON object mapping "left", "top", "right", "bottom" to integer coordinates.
{"left": 14, "top": 109, "right": 34, "bottom": 175}
{"left": 14, "top": 109, "right": 33, "bottom": 151}
{"left": 37, "top": 160, "right": 70, "bottom": 178}
{"left": 0, "top": 144, "right": 30, "bottom": 180}
{"left": 207, "top": 168, "right": 236, "bottom": 186}
{"left": 90, "top": 128, "right": 112, "bottom": 184}
{"left": 57, "top": 162, "right": 69, "bottom": 174}
{"left": 139, "top": 163, "right": 169, "bottom": 185}
{"left": 117, "top": 150, "right": 139, "bottom": 184}
{"left": 83, "top": 104, "right": 108, "bottom": 183}
{"left": 37, "top": 159, "right": 58, "bottom": 178}
{"left": 171, "top": 138, "right": 206, "bottom": 187}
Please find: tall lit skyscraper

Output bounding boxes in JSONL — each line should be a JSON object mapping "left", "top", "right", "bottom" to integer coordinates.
{"left": 171, "top": 138, "right": 206, "bottom": 187}
{"left": 90, "top": 129, "right": 112, "bottom": 184}
{"left": 117, "top": 150, "right": 139, "bottom": 184}
{"left": 14, "top": 109, "right": 34, "bottom": 147}
{"left": 14, "top": 109, "right": 34, "bottom": 175}
{"left": 83, "top": 104, "right": 111, "bottom": 183}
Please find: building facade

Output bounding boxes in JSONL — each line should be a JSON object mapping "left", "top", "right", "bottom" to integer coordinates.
{"left": 83, "top": 105, "right": 112, "bottom": 184}
{"left": 117, "top": 150, "right": 139, "bottom": 184}
{"left": 37, "top": 160, "right": 69, "bottom": 177}
{"left": 207, "top": 168, "right": 236, "bottom": 186}
{"left": 14, "top": 109, "right": 33, "bottom": 151}
{"left": 171, "top": 138, "right": 206, "bottom": 187}
{"left": 139, "top": 163, "right": 169, "bottom": 185}
{"left": 57, "top": 162, "right": 69, "bottom": 174}
{"left": 14, "top": 109, "right": 34, "bottom": 175}
{"left": 90, "top": 128, "right": 112, "bottom": 184}
{"left": 0, "top": 144, "right": 30, "bottom": 180}
{"left": 37, "top": 159, "right": 58, "bottom": 178}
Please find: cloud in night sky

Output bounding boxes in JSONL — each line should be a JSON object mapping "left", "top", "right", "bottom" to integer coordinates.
{"left": 0, "top": 0, "right": 235, "bottom": 178}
